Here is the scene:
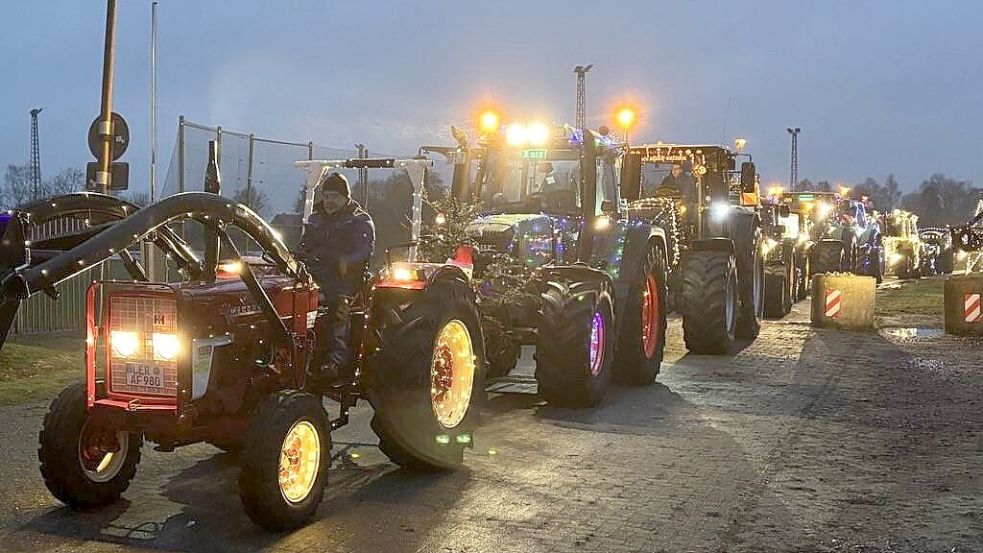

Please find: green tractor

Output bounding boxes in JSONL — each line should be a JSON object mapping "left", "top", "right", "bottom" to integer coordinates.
{"left": 628, "top": 144, "right": 765, "bottom": 354}
{"left": 420, "top": 123, "right": 672, "bottom": 406}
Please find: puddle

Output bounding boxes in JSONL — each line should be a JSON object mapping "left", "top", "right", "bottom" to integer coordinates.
{"left": 879, "top": 327, "right": 945, "bottom": 339}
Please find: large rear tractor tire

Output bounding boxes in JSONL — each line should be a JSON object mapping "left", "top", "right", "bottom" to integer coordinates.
{"left": 736, "top": 242, "right": 764, "bottom": 340}
{"left": 615, "top": 243, "right": 668, "bottom": 386}
{"left": 535, "top": 279, "right": 615, "bottom": 407}
{"left": 38, "top": 382, "right": 142, "bottom": 510}
{"left": 812, "top": 240, "right": 844, "bottom": 275}
{"left": 239, "top": 390, "right": 330, "bottom": 531}
{"left": 763, "top": 264, "right": 789, "bottom": 319}
{"left": 366, "top": 272, "right": 484, "bottom": 469}
{"left": 681, "top": 250, "right": 739, "bottom": 354}
{"left": 796, "top": 254, "right": 810, "bottom": 300}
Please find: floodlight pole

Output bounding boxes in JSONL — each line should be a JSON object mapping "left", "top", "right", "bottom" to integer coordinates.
{"left": 786, "top": 127, "right": 800, "bottom": 192}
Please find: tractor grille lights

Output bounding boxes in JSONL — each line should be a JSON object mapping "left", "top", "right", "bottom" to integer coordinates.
{"left": 108, "top": 294, "right": 179, "bottom": 397}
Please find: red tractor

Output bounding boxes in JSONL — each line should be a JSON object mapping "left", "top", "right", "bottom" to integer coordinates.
{"left": 0, "top": 158, "right": 484, "bottom": 530}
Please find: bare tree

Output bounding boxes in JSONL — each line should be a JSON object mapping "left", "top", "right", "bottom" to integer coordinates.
{"left": 46, "top": 167, "right": 85, "bottom": 195}
{"left": 232, "top": 187, "right": 269, "bottom": 217}
{"left": 124, "top": 192, "right": 150, "bottom": 207}
{"left": 3, "top": 164, "right": 31, "bottom": 207}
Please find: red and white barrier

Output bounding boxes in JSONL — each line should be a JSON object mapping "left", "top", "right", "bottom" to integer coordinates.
{"left": 824, "top": 289, "right": 842, "bottom": 319}
{"left": 965, "top": 293, "right": 982, "bottom": 323}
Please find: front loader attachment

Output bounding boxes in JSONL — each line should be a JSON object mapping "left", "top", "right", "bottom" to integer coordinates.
{"left": 0, "top": 192, "right": 306, "bottom": 353}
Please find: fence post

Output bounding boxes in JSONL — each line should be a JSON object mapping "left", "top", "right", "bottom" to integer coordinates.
{"left": 246, "top": 134, "right": 255, "bottom": 210}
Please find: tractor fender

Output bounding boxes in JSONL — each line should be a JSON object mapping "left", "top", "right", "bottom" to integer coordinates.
{"left": 691, "top": 237, "right": 736, "bottom": 255}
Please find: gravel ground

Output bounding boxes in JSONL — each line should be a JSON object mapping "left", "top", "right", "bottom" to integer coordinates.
{"left": 0, "top": 278, "right": 979, "bottom": 552}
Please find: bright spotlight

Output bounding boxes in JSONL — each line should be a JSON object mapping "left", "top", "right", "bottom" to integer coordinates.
{"left": 506, "top": 123, "right": 528, "bottom": 147}
{"left": 527, "top": 123, "right": 550, "bottom": 146}
{"left": 616, "top": 107, "right": 636, "bottom": 128}
{"left": 479, "top": 109, "right": 501, "bottom": 134}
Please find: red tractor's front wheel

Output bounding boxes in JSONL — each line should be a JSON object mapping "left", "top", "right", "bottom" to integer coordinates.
{"left": 38, "top": 382, "right": 142, "bottom": 509}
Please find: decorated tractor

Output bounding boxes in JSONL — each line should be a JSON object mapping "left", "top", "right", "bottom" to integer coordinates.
{"left": 628, "top": 143, "right": 765, "bottom": 353}
{"left": 951, "top": 197, "right": 983, "bottom": 272}
{"left": 0, "top": 153, "right": 484, "bottom": 531}
{"left": 882, "top": 208, "right": 922, "bottom": 279}
{"left": 809, "top": 194, "right": 884, "bottom": 281}
{"left": 759, "top": 194, "right": 807, "bottom": 319}
{"left": 420, "top": 123, "right": 670, "bottom": 407}
{"left": 918, "top": 227, "right": 955, "bottom": 275}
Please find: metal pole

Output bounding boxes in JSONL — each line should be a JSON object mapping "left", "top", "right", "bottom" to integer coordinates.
{"left": 178, "top": 115, "right": 185, "bottom": 194}
{"left": 148, "top": 0, "right": 158, "bottom": 279}
{"left": 246, "top": 134, "right": 255, "bottom": 209}
{"left": 97, "top": 0, "right": 117, "bottom": 194}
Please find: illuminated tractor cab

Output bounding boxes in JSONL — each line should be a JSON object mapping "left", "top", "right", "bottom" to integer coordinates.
{"left": 0, "top": 155, "right": 484, "bottom": 532}
{"left": 628, "top": 143, "right": 765, "bottom": 354}
{"left": 421, "top": 123, "right": 671, "bottom": 407}
{"left": 882, "top": 209, "right": 923, "bottom": 279}
{"left": 810, "top": 195, "right": 884, "bottom": 281}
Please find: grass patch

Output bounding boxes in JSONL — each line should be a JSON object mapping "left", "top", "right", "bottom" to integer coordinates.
{"left": 876, "top": 277, "right": 944, "bottom": 317}
{"left": 0, "top": 334, "right": 85, "bottom": 405}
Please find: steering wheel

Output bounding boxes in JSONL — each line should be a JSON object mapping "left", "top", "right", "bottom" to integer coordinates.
{"left": 654, "top": 186, "right": 682, "bottom": 198}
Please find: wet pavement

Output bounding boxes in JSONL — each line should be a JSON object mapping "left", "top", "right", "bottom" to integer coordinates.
{"left": 0, "top": 283, "right": 981, "bottom": 552}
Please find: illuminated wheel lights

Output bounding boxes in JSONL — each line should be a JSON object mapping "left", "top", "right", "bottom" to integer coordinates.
{"left": 589, "top": 311, "right": 605, "bottom": 376}
{"left": 278, "top": 420, "right": 321, "bottom": 504}
{"left": 430, "top": 320, "right": 476, "bottom": 429}
{"left": 641, "top": 274, "right": 660, "bottom": 359}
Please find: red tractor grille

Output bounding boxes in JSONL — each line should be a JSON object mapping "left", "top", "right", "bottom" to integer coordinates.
{"left": 107, "top": 294, "right": 179, "bottom": 398}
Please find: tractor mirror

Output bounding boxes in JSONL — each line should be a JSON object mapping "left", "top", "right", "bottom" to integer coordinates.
{"left": 779, "top": 204, "right": 791, "bottom": 217}
{"left": 740, "top": 161, "right": 756, "bottom": 193}
{"left": 620, "top": 152, "right": 642, "bottom": 201}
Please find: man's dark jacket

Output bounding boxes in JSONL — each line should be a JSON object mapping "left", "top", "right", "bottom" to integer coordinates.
{"left": 300, "top": 201, "right": 375, "bottom": 300}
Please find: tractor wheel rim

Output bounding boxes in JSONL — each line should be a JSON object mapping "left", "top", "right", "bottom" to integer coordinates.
{"left": 278, "top": 420, "right": 321, "bottom": 504}
{"left": 78, "top": 421, "right": 128, "bottom": 483}
{"left": 725, "top": 273, "right": 737, "bottom": 334}
{"left": 641, "top": 274, "right": 660, "bottom": 358}
{"left": 431, "top": 319, "right": 475, "bottom": 429}
{"left": 589, "top": 311, "right": 606, "bottom": 375}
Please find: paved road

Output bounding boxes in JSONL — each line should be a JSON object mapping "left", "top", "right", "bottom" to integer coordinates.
{"left": 0, "top": 296, "right": 981, "bottom": 552}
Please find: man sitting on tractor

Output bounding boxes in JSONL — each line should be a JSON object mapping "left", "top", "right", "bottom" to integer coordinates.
{"left": 301, "top": 172, "right": 375, "bottom": 385}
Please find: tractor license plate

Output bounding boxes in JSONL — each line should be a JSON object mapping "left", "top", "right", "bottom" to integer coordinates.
{"left": 124, "top": 363, "right": 165, "bottom": 392}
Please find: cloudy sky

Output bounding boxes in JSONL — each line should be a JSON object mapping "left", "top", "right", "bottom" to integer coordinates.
{"left": 2, "top": 0, "right": 983, "bottom": 199}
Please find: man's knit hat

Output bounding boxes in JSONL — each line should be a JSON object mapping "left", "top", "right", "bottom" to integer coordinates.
{"left": 318, "top": 172, "right": 350, "bottom": 198}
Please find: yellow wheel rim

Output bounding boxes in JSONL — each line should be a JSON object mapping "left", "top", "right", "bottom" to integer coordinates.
{"left": 430, "top": 319, "right": 476, "bottom": 429}
{"left": 278, "top": 420, "right": 321, "bottom": 504}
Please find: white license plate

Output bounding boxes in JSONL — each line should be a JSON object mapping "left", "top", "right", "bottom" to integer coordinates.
{"left": 124, "top": 363, "right": 165, "bottom": 392}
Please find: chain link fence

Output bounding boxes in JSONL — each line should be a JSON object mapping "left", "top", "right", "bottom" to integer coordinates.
{"left": 12, "top": 116, "right": 432, "bottom": 335}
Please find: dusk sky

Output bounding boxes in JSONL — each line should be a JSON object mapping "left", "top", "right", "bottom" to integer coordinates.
{"left": 3, "top": 0, "right": 983, "bottom": 199}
